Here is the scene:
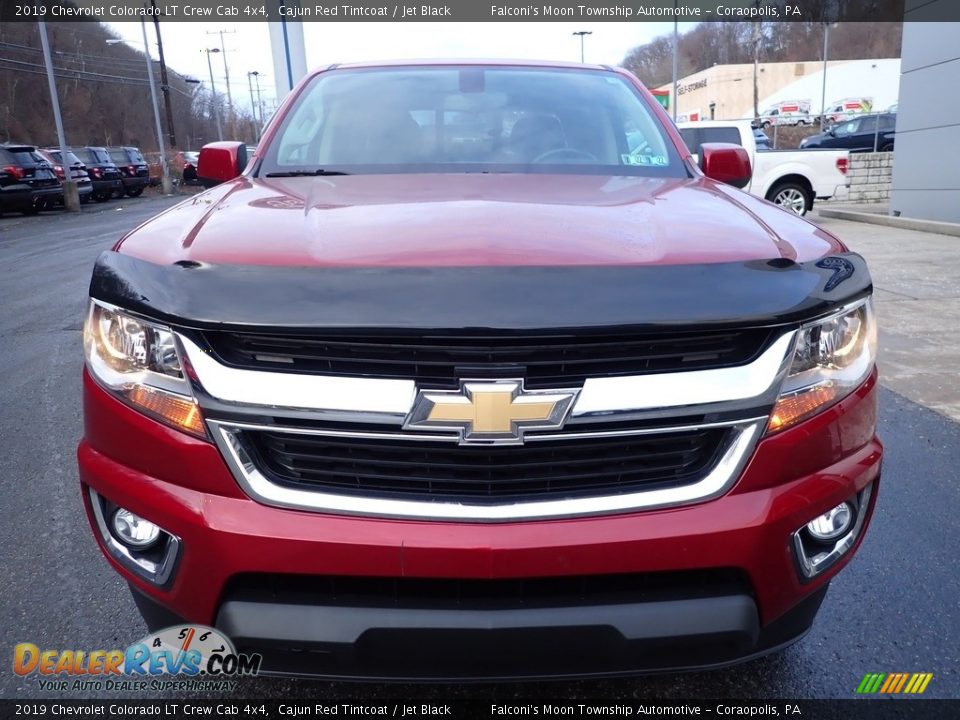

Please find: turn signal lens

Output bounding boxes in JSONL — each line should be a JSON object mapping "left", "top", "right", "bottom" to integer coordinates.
{"left": 127, "top": 385, "right": 206, "bottom": 438}
{"left": 768, "top": 385, "right": 840, "bottom": 433}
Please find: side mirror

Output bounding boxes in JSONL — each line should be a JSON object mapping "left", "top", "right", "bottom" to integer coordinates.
{"left": 699, "top": 143, "right": 751, "bottom": 189}
{"left": 828, "top": 127, "right": 837, "bottom": 136}
{"left": 197, "top": 141, "right": 248, "bottom": 188}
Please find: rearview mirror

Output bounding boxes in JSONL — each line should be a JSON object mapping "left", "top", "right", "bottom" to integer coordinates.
{"left": 197, "top": 141, "right": 248, "bottom": 188}
{"left": 698, "top": 143, "right": 751, "bottom": 189}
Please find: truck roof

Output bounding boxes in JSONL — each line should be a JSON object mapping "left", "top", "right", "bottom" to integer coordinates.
{"left": 308, "top": 58, "right": 616, "bottom": 76}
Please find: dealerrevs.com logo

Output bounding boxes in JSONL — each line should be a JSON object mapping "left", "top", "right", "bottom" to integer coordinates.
{"left": 13, "top": 625, "right": 261, "bottom": 692}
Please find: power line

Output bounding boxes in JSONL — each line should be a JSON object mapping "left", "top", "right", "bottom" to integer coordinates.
{"left": 0, "top": 40, "right": 155, "bottom": 70}
{"left": 0, "top": 55, "right": 207, "bottom": 99}
{"left": 0, "top": 62, "right": 148, "bottom": 87}
{"left": 0, "top": 56, "right": 150, "bottom": 83}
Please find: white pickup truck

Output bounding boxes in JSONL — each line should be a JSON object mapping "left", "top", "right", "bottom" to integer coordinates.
{"left": 677, "top": 120, "right": 849, "bottom": 216}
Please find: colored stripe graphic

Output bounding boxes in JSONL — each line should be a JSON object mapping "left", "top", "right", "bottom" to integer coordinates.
{"left": 857, "top": 673, "right": 933, "bottom": 694}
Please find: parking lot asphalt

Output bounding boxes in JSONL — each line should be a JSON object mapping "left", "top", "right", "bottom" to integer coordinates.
{"left": 1, "top": 196, "right": 958, "bottom": 700}
{"left": 812, "top": 211, "right": 960, "bottom": 424}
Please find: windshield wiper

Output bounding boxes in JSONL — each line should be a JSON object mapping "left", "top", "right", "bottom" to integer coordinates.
{"left": 264, "top": 169, "right": 350, "bottom": 177}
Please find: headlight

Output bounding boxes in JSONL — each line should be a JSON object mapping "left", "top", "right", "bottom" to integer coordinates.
{"left": 767, "top": 297, "right": 876, "bottom": 434}
{"left": 83, "top": 301, "right": 206, "bottom": 438}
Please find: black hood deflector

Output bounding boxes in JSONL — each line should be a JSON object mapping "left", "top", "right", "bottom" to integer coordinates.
{"left": 90, "top": 251, "right": 871, "bottom": 332}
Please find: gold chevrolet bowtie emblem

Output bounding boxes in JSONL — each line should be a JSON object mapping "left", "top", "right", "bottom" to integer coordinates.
{"left": 403, "top": 380, "right": 579, "bottom": 445}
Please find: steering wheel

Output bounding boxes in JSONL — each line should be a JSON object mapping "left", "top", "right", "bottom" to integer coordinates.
{"left": 531, "top": 147, "right": 598, "bottom": 164}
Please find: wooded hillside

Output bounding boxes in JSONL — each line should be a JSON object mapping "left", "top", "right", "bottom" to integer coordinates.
{"left": 0, "top": 21, "right": 256, "bottom": 151}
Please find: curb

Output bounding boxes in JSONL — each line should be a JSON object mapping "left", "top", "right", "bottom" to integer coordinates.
{"left": 818, "top": 207, "right": 960, "bottom": 238}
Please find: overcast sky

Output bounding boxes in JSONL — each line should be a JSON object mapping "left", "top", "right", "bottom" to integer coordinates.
{"left": 104, "top": 21, "right": 691, "bottom": 113}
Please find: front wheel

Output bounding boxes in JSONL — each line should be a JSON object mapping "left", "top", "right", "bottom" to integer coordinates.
{"left": 767, "top": 182, "right": 811, "bottom": 217}
{"left": 126, "top": 187, "right": 144, "bottom": 198}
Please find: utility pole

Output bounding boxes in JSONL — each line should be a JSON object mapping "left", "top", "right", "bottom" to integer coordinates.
{"left": 38, "top": 21, "right": 80, "bottom": 212}
{"left": 572, "top": 31, "right": 592, "bottom": 64}
{"left": 204, "top": 48, "right": 224, "bottom": 141}
{"left": 150, "top": 0, "right": 176, "bottom": 147}
{"left": 140, "top": 19, "right": 172, "bottom": 194}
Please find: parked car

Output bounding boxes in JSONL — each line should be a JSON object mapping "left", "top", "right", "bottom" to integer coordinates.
{"left": 0, "top": 151, "right": 34, "bottom": 217}
{"left": 74, "top": 147, "right": 123, "bottom": 202}
{"left": 678, "top": 120, "right": 849, "bottom": 216}
{"left": 108, "top": 146, "right": 149, "bottom": 197}
{"left": 177, "top": 150, "right": 200, "bottom": 184}
{"left": 80, "top": 60, "right": 880, "bottom": 680}
{"left": 39, "top": 149, "right": 94, "bottom": 204}
{"left": 0, "top": 143, "right": 62, "bottom": 214}
{"left": 800, "top": 113, "right": 897, "bottom": 153}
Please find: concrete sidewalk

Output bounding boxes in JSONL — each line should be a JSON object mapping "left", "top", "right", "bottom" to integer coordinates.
{"left": 811, "top": 210, "right": 960, "bottom": 422}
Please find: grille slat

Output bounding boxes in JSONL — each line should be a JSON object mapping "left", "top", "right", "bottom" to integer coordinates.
{"left": 204, "top": 328, "right": 772, "bottom": 388}
{"left": 244, "top": 428, "right": 728, "bottom": 503}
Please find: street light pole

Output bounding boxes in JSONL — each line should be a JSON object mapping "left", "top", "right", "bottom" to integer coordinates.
{"left": 820, "top": 23, "right": 831, "bottom": 132}
{"left": 572, "top": 31, "right": 592, "bottom": 63}
{"left": 204, "top": 48, "right": 224, "bottom": 141}
{"left": 140, "top": 19, "right": 172, "bottom": 195}
{"left": 207, "top": 29, "right": 236, "bottom": 119}
{"left": 247, "top": 71, "right": 258, "bottom": 126}
{"left": 37, "top": 21, "right": 80, "bottom": 212}
{"left": 252, "top": 71, "right": 264, "bottom": 125}
{"left": 671, "top": 14, "right": 678, "bottom": 121}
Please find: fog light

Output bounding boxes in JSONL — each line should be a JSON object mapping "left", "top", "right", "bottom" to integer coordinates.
{"left": 793, "top": 484, "right": 873, "bottom": 581}
{"left": 111, "top": 508, "right": 161, "bottom": 548}
{"left": 806, "top": 502, "right": 853, "bottom": 541}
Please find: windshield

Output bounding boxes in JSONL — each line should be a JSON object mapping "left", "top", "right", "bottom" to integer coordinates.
{"left": 262, "top": 66, "right": 683, "bottom": 177}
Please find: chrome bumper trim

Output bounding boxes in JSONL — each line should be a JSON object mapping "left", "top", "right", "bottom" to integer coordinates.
{"left": 87, "top": 487, "right": 181, "bottom": 586}
{"left": 792, "top": 483, "right": 874, "bottom": 580}
{"left": 207, "top": 419, "right": 764, "bottom": 521}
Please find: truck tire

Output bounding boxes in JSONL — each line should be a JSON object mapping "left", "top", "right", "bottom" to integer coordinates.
{"left": 767, "top": 182, "right": 811, "bottom": 217}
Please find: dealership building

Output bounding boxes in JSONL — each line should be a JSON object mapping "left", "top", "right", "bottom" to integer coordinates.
{"left": 655, "top": 59, "right": 901, "bottom": 122}
{"left": 890, "top": 13, "right": 960, "bottom": 223}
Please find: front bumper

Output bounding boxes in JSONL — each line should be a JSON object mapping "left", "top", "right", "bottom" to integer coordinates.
{"left": 78, "top": 369, "right": 881, "bottom": 679}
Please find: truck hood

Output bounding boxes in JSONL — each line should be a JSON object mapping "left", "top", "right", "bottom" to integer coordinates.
{"left": 118, "top": 173, "right": 843, "bottom": 266}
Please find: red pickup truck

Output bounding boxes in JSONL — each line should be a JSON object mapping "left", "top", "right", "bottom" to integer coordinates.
{"left": 79, "top": 60, "right": 881, "bottom": 679}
